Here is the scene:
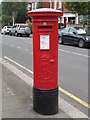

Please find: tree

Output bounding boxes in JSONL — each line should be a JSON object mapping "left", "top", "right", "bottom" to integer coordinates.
{"left": 65, "top": 2, "right": 89, "bottom": 15}
{"left": 65, "top": 2, "right": 90, "bottom": 24}
{"left": 0, "top": 4, "right": 2, "bottom": 30}
{"left": 2, "top": 15, "right": 12, "bottom": 25}
{"left": 2, "top": 2, "right": 29, "bottom": 26}
{"left": 0, "top": 4, "right": 1, "bottom": 15}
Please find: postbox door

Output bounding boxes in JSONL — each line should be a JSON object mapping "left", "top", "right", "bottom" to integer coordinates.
{"left": 34, "top": 23, "right": 58, "bottom": 90}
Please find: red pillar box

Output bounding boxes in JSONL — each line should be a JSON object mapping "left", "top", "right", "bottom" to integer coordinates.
{"left": 28, "top": 8, "right": 63, "bottom": 115}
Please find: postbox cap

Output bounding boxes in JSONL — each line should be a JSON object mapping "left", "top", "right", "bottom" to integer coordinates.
{"left": 27, "top": 8, "right": 63, "bottom": 17}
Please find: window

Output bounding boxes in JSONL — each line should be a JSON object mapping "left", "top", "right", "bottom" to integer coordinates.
{"left": 16, "top": 25, "right": 19, "bottom": 28}
{"left": 7, "top": 26, "right": 12, "bottom": 28}
{"left": 69, "top": 28, "right": 77, "bottom": 34}
{"left": 4, "top": 26, "right": 6, "bottom": 29}
{"left": 13, "top": 25, "right": 16, "bottom": 28}
{"left": 62, "top": 28, "right": 69, "bottom": 33}
{"left": 21, "top": 25, "right": 29, "bottom": 28}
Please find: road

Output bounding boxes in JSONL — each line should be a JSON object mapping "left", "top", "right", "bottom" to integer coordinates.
{"left": 1, "top": 34, "right": 89, "bottom": 115}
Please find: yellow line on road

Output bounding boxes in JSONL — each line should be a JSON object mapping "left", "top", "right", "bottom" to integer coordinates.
{"left": 4, "top": 56, "right": 33, "bottom": 75}
{"left": 59, "top": 87, "right": 90, "bottom": 109}
{"left": 4, "top": 56, "right": 90, "bottom": 109}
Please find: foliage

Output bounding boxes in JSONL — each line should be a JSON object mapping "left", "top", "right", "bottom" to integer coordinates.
{"left": 58, "top": 23, "right": 64, "bottom": 29}
{"left": 0, "top": 4, "right": 1, "bottom": 15}
{"left": 80, "top": 16, "right": 89, "bottom": 25}
{"left": 2, "top": 2, "right": 29, "bottom": 26}
{"left": 65, "top": 2, "right": 90, "bottom": 24}
{"left": 0, "top": 4, "right": 1, "bottom": 24}
{"left": 28, "top": 22, "right": 33, "bottom": 33}
{"left": 2, "top": 15, "right": 12, "bottom": 25}
{"left": 65, "top": 2, "right": 90, "bottom": 15}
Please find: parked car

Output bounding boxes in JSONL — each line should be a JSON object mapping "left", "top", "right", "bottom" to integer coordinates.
{"left": 9, "top": 24, "right": 31, "bottom": 37}
{"left": 1, "top": 26, "right": 12, "bottom": 35}
{"left": 8, "top": 26, "right": 13, "bottom": 34}
{"left": 58, "top": 27, "right": 90, "bottom": 48}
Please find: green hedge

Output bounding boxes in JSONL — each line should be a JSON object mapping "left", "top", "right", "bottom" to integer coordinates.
{"left": 28, "top": 22, "right": 33, "bottom": 34}
{"left": 30, "top": 22, "right": 33, "bottom": 33}
{"left": 58, "top": 23, "right": 64, "bottom": 29}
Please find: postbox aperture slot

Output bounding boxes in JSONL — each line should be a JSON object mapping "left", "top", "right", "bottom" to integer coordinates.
{"left": 38, "top": 26, "right": 52, "bottom": 29}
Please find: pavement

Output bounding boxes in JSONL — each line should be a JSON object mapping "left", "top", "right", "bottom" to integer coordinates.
{"left": 1, "top": 58, "right": 89, "bottom": 119}
{"left": 2, "top": 65, "right": 69, "bottom": 118}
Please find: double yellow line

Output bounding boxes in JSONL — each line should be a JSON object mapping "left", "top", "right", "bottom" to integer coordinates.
{"left": 4, "top": 56, "right": 90, "bottom": 109}
{"left": 4, "top": 56, "right": 33, "bottom": 75}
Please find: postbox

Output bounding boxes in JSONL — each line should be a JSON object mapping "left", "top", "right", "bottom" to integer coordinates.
{"left": 28, "top": 8, "right": 63, "bottom": 115}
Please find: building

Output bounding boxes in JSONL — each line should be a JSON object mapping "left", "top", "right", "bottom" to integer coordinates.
{"left": 61, "top": 3, "right": 79, "bottom": 27}
{"left": 28, "top": 1, "right": 79, "bottom": 27}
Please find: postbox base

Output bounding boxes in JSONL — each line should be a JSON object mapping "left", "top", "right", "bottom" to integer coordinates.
{"left": 33, "top": 87, "right": 58, "bottom": 115}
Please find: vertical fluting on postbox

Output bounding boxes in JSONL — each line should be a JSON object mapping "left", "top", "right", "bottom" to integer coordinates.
{"left": 28, "top": 8, "right": 63, "bottom": 115}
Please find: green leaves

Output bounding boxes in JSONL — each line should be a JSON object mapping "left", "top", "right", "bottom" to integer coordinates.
{"left": 2, "top": 2, "right": 29, "bottom": 26}
{"left": 2, "top": 14, "right": 12, "bottom": 24}
{"left": 65, "top": 2, "right": 89, "bottom": 15}
{"left": 65, "top": 2, "right": 90, "bottom": 24}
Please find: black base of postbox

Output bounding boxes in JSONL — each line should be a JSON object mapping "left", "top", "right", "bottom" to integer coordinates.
{"left": 33, "top": 87, "right": 58, "bottom": 115}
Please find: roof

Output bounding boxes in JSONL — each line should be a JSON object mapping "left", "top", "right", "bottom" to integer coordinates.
{"left": 27, "top": 8, "right": 63, "bottom": 17}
